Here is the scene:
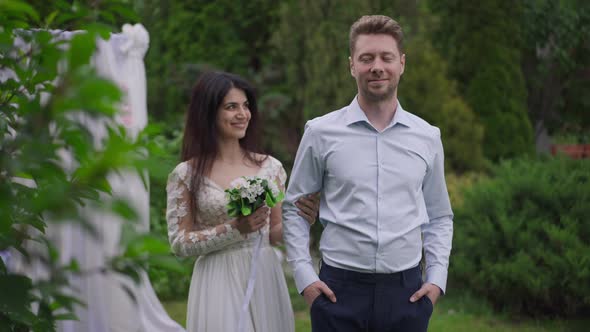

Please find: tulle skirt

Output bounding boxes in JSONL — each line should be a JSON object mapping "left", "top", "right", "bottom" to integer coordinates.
{"left": 186, "top": 244, "right": 295, "bottom": 332}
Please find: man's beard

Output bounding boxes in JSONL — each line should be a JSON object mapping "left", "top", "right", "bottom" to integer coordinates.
{"left": 361, "top": 80, "right": 397, "bottom": 102}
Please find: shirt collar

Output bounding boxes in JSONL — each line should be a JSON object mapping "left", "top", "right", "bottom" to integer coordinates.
{"left": 344, "top": 96, "right": 369, "bottom": 126}
{"left": 345, "top": 96, "right": 412, "bottom": 129}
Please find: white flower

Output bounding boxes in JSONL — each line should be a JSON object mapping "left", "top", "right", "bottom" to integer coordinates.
{"left": 225, "top": 176, "right": 284, "bottom": 217}
{"left": 237, "top": 177, "right": 264, "bottom": 202}
{"left": 230, "top": 177, "right": 249, "bottom": 189}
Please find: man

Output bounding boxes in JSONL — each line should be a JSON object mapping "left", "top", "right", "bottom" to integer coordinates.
{"left": 282, "top": 15, "right": 453, "bottom": 332}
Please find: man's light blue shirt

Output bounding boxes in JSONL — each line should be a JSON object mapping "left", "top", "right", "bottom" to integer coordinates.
{"left": 283, "top": 97, "right": 454, "bottom": 294}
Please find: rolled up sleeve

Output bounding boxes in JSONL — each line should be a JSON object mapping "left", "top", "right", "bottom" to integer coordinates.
{"left": 282, "top": 123, "right": 325, "bottom": 293}
{"left": 421, "top": 130, "right": 454, "bottom": 294}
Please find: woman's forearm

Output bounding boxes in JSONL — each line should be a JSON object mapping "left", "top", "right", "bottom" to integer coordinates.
{"left": 269, "top": 223, "right": 283, "bottom": 246}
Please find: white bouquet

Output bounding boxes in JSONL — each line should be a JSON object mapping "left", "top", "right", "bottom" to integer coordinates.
{"left": 225, "top": 176, "right": 284, "bottom": 217}
{"left": 226, "top": 176, "right": 284, "bottom": 332}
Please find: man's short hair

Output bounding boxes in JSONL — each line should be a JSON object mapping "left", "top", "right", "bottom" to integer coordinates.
{"left": 349, "top": 15, "right": 404, "bottom": 55}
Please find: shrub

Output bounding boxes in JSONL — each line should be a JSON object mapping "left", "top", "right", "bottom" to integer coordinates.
{"left": 451, "top": 157, "right": 590, "bottom": 317}
{"left": 445, "top": 172, "right": 486, "bottom": 209}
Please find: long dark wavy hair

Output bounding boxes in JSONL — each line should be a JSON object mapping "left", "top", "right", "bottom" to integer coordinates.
{"left": 181, "top": 71, "right": 265, "bottom": 223}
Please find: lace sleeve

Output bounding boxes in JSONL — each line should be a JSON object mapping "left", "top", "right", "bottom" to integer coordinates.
{"left": 275, "top": 160, "right": 287, "bottom": 192}
{"left": 165, "top": 163, "right": 244, "bottom": 257}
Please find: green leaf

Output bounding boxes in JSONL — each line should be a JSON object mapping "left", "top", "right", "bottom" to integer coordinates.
{"left": 33, "top": 301, "right": 57, "bottom": 332}
{"left": 0, "top": 258, "right": 6, "bottom": 275}
{"left": 148, "top": 256, "right": 184, "bottom": 273}
{"left": 22, "top": 215, "right": 46, "bottom": 233}
{"left": 124, "top": 234, "right": 171, "bottom": 258}
{"left": 240, "top": 202, "right": 251, "bottom": 216}
{"left": 99, "top": 10, "right": 115, "bottom": 25}
{"left": 51, "top": 293, "right": 85, "bottom": 312}
{"left": 227, "top": 208, "right": 239, "bottom": 218}
{"left": 52, "top": 313, "right": 79, "bottom": 321}
{"left": 108, "top": 3, "right": 139, "bottom": 22}
{"left": 45, "top": 239, "right": 59, "bottom": 264}
{"left": 83, "top": 23, "right": 113, "bottom": 40}
{"left": 253, "top": 196, "right": 264, "bottom": 211}
{"left": 275, "top": 191, "right": 285, "bottom": 203}
{"left": 3, "top": 308, "right": 38, "bottom": 329}
{"left": 111, "top": 199, "right": 138, "bottom": 222}
{"left": 44, "top": 10, "right": 59, "bottom": 28}
{"left": 53, "top": 11, "right": 78, "bottom": 27}
{"left": 265, "top": 192, "right": 275, "bottom": 207}
{"left": 0, "top": 274, "right": 33, "bottom": 315}
{"left": 0, "top": 0, "right": 40, "bottom": 23}
{"left": 64, "top": 259, "right": 80, "bottom": 273}
{"left": 67, "top": 33, "right": 96, "bottom": 71}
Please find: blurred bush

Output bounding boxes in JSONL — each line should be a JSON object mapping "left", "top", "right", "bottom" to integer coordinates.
{"left": 143, "top": 123, "right": 196, "bottom": 300}
{"left": 445, "top": 172, "right": 486, "bottom": 209}
{"left": 451, "top": 157, "right": 590, "bottom": 317}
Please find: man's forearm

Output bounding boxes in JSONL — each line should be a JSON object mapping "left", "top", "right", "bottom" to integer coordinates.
{"left": 283, "top": 122, "right": 325, "bottom": 292}
{"left": 283, "top": 198, "right": 320, "bottom": 293}
{"left": 422, "top": 215, "right": 453, "bottom": 294}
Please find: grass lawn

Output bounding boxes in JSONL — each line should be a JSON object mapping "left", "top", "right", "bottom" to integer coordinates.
{"left": 162, "top": 276, "right": 588, "bottom": 332}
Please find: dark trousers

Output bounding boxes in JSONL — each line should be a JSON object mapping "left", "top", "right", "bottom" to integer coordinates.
{"left": 310, "top": 263, "right": 433, "bottom": 332}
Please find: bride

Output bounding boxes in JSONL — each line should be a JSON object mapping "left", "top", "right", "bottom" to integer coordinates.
{"left": 165, "top": 71, "right": 319, "bottom": 332}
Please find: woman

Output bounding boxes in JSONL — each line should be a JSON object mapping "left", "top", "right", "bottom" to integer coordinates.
{"left": 165, "top": 71, "right": 319, "bottom": 332}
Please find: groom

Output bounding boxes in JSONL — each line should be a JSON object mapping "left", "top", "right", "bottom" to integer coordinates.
{"left": 282, "top": 15, "right": 453, "bottom": 331}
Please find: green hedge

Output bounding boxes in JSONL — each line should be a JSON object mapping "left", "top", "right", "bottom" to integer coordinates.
{"left": 451, "top": 157, "right": 590, "bottom": 317}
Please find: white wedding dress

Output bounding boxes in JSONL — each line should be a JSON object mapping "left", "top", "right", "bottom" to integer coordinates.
{"left": 166, "top": 156, "right": 295, "bottom": 332}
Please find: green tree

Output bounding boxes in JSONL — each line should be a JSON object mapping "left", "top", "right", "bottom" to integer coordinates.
{"left": 272, "top": 0, "right": 485, "bottom": 172}
{"left": 267, "top": 0, "right": 368, "bottom": 167}
{"left": 274, "top": 0, "right": 366, "bottom": 121}
{"left": 429, "top": 0, "right": 535, "bottom": 160}
{"left": 138, "top": 0, "right": 280, "bottom": 121}
{"left": 23, "top": 0, "right": 138, "bottom": 29}
{"left": 522, "top": 0, "right": 590, "bottom": 141}
{"left": 401, "top": 32, "right": 486, "bottom": 172}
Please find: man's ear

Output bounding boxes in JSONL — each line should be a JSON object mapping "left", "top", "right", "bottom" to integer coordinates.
{"left": 400, "top": 53, "right": 406, "bottom": 76}
{"left": 349, "top": 56, "right": 355, "bottom": 77}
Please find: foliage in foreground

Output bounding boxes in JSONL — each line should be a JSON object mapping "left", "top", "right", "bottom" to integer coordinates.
{"left": 0, "top": 1, "right": 180, "bottom": 330}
